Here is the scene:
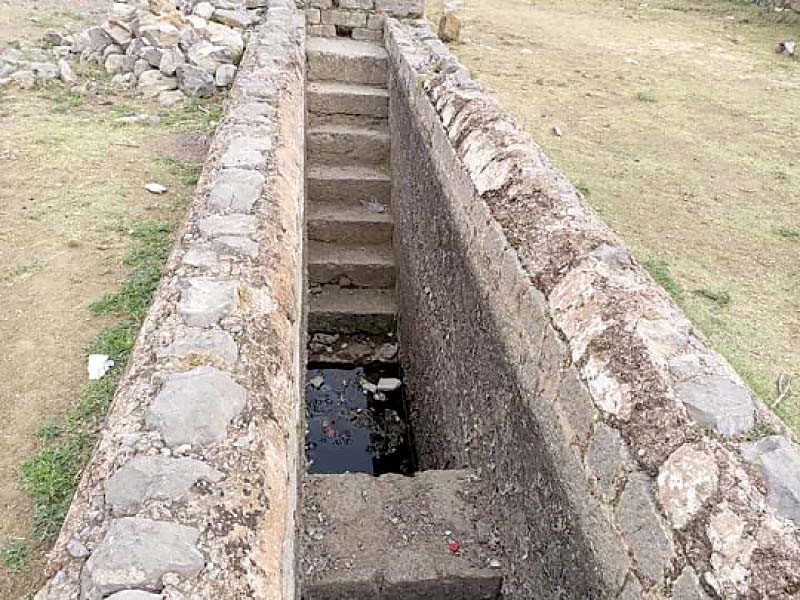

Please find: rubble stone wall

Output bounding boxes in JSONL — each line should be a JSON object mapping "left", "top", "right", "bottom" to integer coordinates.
{"left": 34, "top": 2, "right": 306, "bottom": 598}
{"left": 387, "top": 18, "right": 800, "bottom": 599}
{"left": 296, "top": 0, "right": 423, "bottom": 40}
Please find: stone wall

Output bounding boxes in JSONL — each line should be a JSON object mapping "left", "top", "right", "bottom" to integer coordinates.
{"left": 387, "top": 18, "right": 800, "bottom": 599}
{"left": 296, "top": 0, "right": 423, "bottom": 40}
{"left": 34, "top": 2, "right": 306, "bottom": 598}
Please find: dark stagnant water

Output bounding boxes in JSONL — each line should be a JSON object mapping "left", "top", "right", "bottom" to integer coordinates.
{"left": 305, "top": 363, "right": 416, "bottom": 476}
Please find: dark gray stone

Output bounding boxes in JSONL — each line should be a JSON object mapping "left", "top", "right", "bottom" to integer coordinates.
{"left": 157, "top": 329, "right": 238, "bottom": 365}
{"left": 197, "top": 214, "right": 258, "bottom": 238}
{"left": 207, "top": 169, "right": 265, "bottom": 213}
{"left": 105, "top": 456, "right": 223, "bottom": 514}
{"left": 615, "top": 473, "right": 673, "bottom": 586}
{"left": 673, "top": 566, "right": 710, "bottom": 599}
{"left": 585, "top": 423, "right": 631, "bottom": 502}
{"left": 177, "top": 279, "right": 237, "bottom": 327}
{"left": 146, "top": 366, "right": 246, "bottom": 447}
{"left": 675, "top": 375, "right": 754, "bottom": 436}
{"left": 761, "top": 446, "right": 800, "bottom": 525}
{"left": 81, "top": 518, "right": 203, "bottom": 598}
{"left": 177, "top": 64, "right": 215, "bottom": 98}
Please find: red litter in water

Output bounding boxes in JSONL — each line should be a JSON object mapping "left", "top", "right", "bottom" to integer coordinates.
{"left": 448, "top": 540, "right": 461, "bottom": 553}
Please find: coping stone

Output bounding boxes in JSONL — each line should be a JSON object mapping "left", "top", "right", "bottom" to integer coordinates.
{"left": 207, "top": 169, "right": 265, "bottom": 213}
{"left": 177, "top": 279, "right": 237, "bottom": 327}
{"left": 105, "top": 455, "right": 223, "bottom": 514}
{"left": 675, "top": 375, "right": 754, "bottom": 436}
{"left": 81, "top": 518, "right": 203, "bottom": 598}
{"left": 146, "top": 366, "right": 246, "bottom": 447}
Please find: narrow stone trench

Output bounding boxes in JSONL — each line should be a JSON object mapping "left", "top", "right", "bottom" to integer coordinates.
{"left": 300, "top": 36, "right": 503, "bottom": 599}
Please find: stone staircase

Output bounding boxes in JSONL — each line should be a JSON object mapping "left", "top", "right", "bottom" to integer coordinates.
{"left": 306, "top": 36, "right": 397, "bottom": 336}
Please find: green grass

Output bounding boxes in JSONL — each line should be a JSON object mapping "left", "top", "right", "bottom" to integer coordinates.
{"left": 160, "top": 97, "right": 223, "bottom": 132}
{"left": 1, "top": 259, "right": 46, "bottom": 284}
{"left": 575, "top": 180, "right": 591, "bottom": 197}
{"left": 19, "top": 222, "right": 171, "bottom": 540}
{"left": 692, "top": 287, "right": 732, "bottom": 308}
{"left": 642, "top": 258, "right": 685, "bottom": 303}
{"left": 159, "top": 157, "right": 203, "bottom": 186}
{"left": 90, "top": 221, "right": 173, "bottom": 319}
{"left": 1, "top": 539, "right": 31, "bottom": 574}
{"left": 772, "top": 226, "right": 800, "bottom": 241}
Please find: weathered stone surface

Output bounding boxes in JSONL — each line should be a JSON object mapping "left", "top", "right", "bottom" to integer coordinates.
{"left": 137, "top": 69, "right": 177, "bottom": 98}
{"left": 177, "top": 64, "right": 215, "bottom": 97}
{"left": 177, "top": 279, "right": 237, "bottom": 327}
{"left": 673, "top": 566, "right": 710, "bottom": 599}
{"left": 657, "top": 444, "right": 718, "bottom": 529}
{"left": 675, "top": 375, "right": 754, "bottom": 436}
{"left": 105, "top": 53, "right": 134, "bottom": 75}
{"left": 615, "top": 473, "right": 673, "bottom": 586}
{"left": 585, "top": 423, "right": 630, "bottom": 503}
{"left": 706, "top": 505, "right": 755, "bottom": 596}
{"left": 194, "top": 2, "right": 215, "bottom": 19}
{"left": 146, "top": 366, "right": 246, "bottom": 447}
{"left": 761, "top": 446, "right": 800, "bottom": 525}
{"left": 106, "top": 592, "right": 162, "bottom": 600}
{"left": 206, "top": 21, "right": 244, "bottom": 57}
{"left": 103, "top": 20, "right": 133, "bottom": 47}
{"left": 215, "top": 63, "right": 237, "bottom": 87}
{"left": 742, "top": 434, "right": 791, "bottom": 464}
{"left": 187, "top": 40, "right": 231, "bottom": 73}
{"left": 182, "top": 246, "right": 220, "bottom": 270}
{"left": 207, "top": 169, "right": 265, "bottom": 212}
{"left": 141, "top": 46, "right": 163, "bottom": 67}
{"left": 105, "top": 456, "right": 223, "bottom": 513}
{"left": 212, "top": 9, "right": 255, "bottom": 29}
{"left": 159, "top": 47, "right": 185, "bottom": 76}
{"left": 58, "top": 59, "right": 76, "bottom": 84}
{"left": 374, "top": 0, "right": 423, "bottom": 16}
{"left": 72, "top": 26, "right": 113, "bottom": 54}
{"left": 197, "top": 214, "right": 258, "bottom": 237}
{"left": 139, "top": 23, "right": 180, "bottom": 47}
{"left": 438, "top": 12, "right": 461, "bottom": 43}
{"left": 81, "top": 518, "right": 203, "bottom": 598}
{"left": 158, "top": 89, "right": 185, "bottom": 107}
{"left": 157, "top": 329, "right": 238, "bottom": 365}
{"left": 213, "top": 236, "right": 259, "bottom": 258}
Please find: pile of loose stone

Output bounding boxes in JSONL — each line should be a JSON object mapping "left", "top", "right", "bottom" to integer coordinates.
{"left": 0, "top": 0, "right": 267, "bottom": 105}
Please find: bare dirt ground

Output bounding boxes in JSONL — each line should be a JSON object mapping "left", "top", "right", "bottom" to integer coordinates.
{"left": 0, "top": 3, "right": 212, "bottom": 596}
{"left": 443, "top": 0, "right": 800, "bottom": 434}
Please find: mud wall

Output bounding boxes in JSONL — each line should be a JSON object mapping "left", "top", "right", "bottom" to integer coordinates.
{"left": 387, "top": 19, "right": 800, "bottom": 599}
{"left": 296, "top": 0, "right": 423, "bottom": 40}
{"left": 35, "top": 3, "right": 306, "bottom": 598}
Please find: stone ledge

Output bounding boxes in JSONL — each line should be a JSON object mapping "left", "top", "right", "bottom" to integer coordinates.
{"left": 35, "top": 3, "right": 305, "bottom": 598}
{"left": 386, "top": 18, "right": 800, "bottom": 598}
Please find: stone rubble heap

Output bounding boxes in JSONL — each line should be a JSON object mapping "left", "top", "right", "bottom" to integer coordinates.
{"left": 0, "top": 0, "right": 268, "bottom": 105}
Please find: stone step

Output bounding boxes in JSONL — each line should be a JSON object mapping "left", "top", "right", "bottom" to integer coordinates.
{"left": 308, "top": 200, "right": 393, "bottom": 245}
{"left": 307, "top": 36, "right": 388, "bottom": 86}
{"left": 301, "top": 469, "right": 502, "bottom": 599}
{"left": 307, "top": 81, "right": 389, "bottom": 118}
{"left": 309, "top": 241, "right": 395, "bottom": 288}
{"left": 308, "top": 286, "right": 396, "bottom": 334}
{"left": 307, "top": 164, "right": 391, "bottom": 205}
{"left": 307, "top": 123, "right": 390, "bottom": 167}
